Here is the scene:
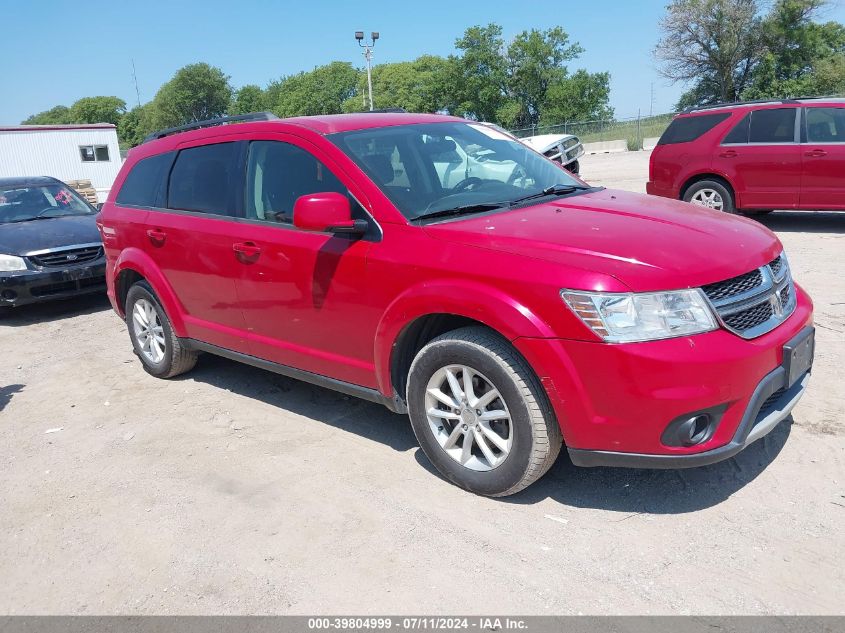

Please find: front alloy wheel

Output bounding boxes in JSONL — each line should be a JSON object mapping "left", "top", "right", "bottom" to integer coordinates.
{"left": 425, "top": 365, "right": 513, "bottom": 471}
{"left": 407, "top": 326, "right": 562, "bottom": 497}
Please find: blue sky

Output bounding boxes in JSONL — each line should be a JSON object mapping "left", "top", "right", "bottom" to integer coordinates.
{"left": 3, "top": 0, "right": 844, "bottom": 125}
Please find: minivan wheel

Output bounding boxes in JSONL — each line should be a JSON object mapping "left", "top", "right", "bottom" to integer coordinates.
{"left": 683, "top": 180, "right": 735, "bottom": 213}
{"left": 125, "top": 281, "right": 197, "bottom": 379}
{"left": 407, "top": 326, "right": 562, "bottom": 497}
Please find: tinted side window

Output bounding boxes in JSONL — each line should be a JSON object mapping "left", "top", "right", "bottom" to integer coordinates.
{"left": 245, "top": 141, "right": 348, "bottom": 224}
{"left": 657, "top": 113, "right": 730, "bottom": 145}
{"left": 806, "top": 107, "right": 845, "bottom": 142}
{"left": 748, "top": 108, "right": 796, "bottom": 143}
{"left": 116, "top": 152, "right": 174, "bottom": 207}
{"left": 168, "top": 142, "right": 239, "bottom": 214}
{"left": 722, "top": 113, "right": 750, "bottom": 144}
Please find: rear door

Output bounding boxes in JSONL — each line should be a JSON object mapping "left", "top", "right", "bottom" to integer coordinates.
{"left": 800, "top": 105, "right": 845, "bottom": 209}
{"left": 716, "top": 107, "right": 801, "bottom": 209}
{"left": 143, "top": 139, "right": 252, "bottom": 352}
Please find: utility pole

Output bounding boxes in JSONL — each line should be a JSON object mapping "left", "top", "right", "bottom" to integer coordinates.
{"left": 650, "top": 82, "right": 655, "bottom": 117}
{"left": 131, "top": 59, "right": 141, "bottom": 107}
{"left": 355, "top": 31, "right": 379, "bottom": 111}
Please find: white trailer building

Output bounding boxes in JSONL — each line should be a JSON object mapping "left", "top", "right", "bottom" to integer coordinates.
{"left": 0, "top": 124, "right": 122, "bottom": 202}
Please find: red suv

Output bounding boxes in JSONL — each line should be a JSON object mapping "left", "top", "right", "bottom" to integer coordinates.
{"left": 648, "top": 98, "right": 845, "bottom": 213}
{"left": 99, "top": 111, "right": 814, "bottom": 496}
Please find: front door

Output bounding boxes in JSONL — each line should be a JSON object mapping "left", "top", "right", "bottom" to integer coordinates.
{"left": 800, "top": 105, "right": 845, "bottom": 209}
{"left": 234, "top": 136, "right": 381, "bottom": 388}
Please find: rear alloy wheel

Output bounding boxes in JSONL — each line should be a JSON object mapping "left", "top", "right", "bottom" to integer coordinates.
{"left": 125, "top": 281, "right": 197, "bottom": 379}
{"left": 407, "top": 326, "right": 562, "bottom": 497}
{"left": 683, "top": 180, "right": 735, "bottom": 213}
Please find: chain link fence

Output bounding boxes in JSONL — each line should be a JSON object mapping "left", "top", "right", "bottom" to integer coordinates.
{"left": 510, "top": 112, "right": 677, "bottom": 150}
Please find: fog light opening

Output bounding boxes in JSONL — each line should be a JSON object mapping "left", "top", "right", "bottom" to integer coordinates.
{"left": 1, "top": 290, "right": 17, "bottom": 302}
{"left": 683, "top": 414, "right": 711, "bottom": 446}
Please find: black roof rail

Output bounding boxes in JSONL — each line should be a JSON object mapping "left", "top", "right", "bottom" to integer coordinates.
{"left": 363, "top": 107, "right": 407, "bottom": 113}
{"left": 682, "top": 98, "right": 800, "bottom": 114}
{"left": 142, "top": 111, "right": 279, "bottom": 143}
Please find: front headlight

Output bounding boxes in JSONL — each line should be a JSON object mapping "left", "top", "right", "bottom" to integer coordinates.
{"left": 561, "top": 289, "right": 717, "bottom": 343}
{"left": 0, "top": 254, "right": 27, "bottom": 272}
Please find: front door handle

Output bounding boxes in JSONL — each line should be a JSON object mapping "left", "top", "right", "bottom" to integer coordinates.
{"left": 719, "top": 150, "right": 738, "bottom": 158}
{"left": 146, "top": 229, "right": 167, "bottom": 246}
{"left": 233, "top": 241, "right": 262, "bottom": 260}
{"left": 804, "top": 149, "right": 828, "bottom": 157}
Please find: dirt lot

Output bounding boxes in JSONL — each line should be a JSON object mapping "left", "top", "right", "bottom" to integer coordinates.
{"left": 1, "top": 150, "right": 843, "bottom": 615}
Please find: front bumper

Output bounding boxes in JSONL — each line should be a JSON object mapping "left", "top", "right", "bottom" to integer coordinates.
{"left": 0, "top": 260, "right": 107, "bottom": 307}
{"left": 513, "top": 285, "right": 814, "bottom": 465}
{"left": 568, "top": 362, "right": 810, "bottom": 468}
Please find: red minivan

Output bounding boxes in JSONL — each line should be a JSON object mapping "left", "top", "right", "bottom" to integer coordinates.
{"left": 648, "top": 97, "right": 845, "bottom": 213}
{"left": 99, "top": 111, "right": 814, "bottom": 496}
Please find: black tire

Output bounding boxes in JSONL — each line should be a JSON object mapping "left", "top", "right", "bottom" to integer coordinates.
{"left": 125, "top": 281, "right": 197, "bottom": 379}
{"left": 682, "top": 179, "right": 736, "bottom": 213}
{"left": 565, "top": 159, "right": 580, "bottom": 174}
{"left": 406, "top": 326, "right": 562, "bottom": 497}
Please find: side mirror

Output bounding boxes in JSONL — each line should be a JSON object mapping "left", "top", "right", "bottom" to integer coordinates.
{"left": 293, "top": 192, "right": 367, "bottom": 236}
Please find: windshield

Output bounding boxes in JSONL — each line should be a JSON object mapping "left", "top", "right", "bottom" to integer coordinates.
{"left": 0, "top": 183, "right": 95, "bottom": 224}
{"left": 329, "top": 122, "right": 585, "bottom": 220}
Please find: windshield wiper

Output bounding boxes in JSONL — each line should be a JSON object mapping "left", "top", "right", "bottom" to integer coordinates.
{"left": 6, "top": 215, "right": 58, "bottom": 223}
{"left": 412, "top": 202, "right": 507, "bottom": 222}
{"left": 508, "top": 184, "right": 591, "bottom": 207}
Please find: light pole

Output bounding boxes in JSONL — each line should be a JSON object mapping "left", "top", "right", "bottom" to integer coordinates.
{"left": 355, "top": 31, "right": 379, "bottom": 111}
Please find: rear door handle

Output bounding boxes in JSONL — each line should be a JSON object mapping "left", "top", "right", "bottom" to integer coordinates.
{"left": 804, "top": 149, "right": 827, "bottom": 157}
{"left": 146, "top": 229, "right": 167, "bottom": 245}
{"left": 719, "top": 150, "right": 738, "bottom": 158}
{"left": 233, "top": 241, "right": 262, "bottom": 259}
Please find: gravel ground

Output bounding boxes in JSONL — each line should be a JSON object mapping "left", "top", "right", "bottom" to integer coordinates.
{"left": 1, "top": 150, "right": 843, "bottom": 615}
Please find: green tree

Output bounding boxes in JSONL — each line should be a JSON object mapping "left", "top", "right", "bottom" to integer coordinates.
{"left": 655, "top": 0, "right": 764, "bottom": 108}
{"left": 118, "top": 104, "right": 154, "bottom": 148}
{"left": 743, "top": 0, "right": 845, "bottom": 98}
{"left": 265, "top": 62, "right": 359, "bottom": 117}
{"left": 342, "top": 55, "right": 453, "bottom": 113}
{"left": 540, "top": 70, "right": 614, "bottom": 126}
{"left": 447, "top": 23, "right": 609, "bottom": 128}
{"left": 449, "top": 24, "right": 509, "bottom": 122}
{"left": 230, "top": 84, "right": 266, "bottom": 115}
{"left": 69, "top": 96, "right": 126, "bottom": 125}
{"left": 506, "top": 27, "right": 584, "bottom": 127}
{"left": 22, "top": 105, "right": 72, "bottom": 125}
{"left": 148, "top": 63, "right": 233, "bottom": 129}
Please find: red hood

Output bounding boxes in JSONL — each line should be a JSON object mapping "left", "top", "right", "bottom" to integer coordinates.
{"left": 422, "top": 189, "right": 782, "bottom": 292}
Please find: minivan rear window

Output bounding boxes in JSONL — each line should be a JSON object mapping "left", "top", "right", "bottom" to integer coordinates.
{"left": 116, "top": 152, "right": 174, "bottom": 207}
{"left": 167, "top": 142, "right": 239, "bottom": 215}
{"left": 657, "top": 113, "right": 731, "bottom": 145}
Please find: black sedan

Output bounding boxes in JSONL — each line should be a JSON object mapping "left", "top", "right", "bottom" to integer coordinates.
{"left": 0, "top": 176, "right": 105, "bottom": 312}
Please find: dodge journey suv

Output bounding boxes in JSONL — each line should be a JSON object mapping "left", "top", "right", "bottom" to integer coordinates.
{"left": 648, "top": 97, "right": 845, "bottom": 214}
{"left": 99, "top": 111, "right": 814, "bottom": 496}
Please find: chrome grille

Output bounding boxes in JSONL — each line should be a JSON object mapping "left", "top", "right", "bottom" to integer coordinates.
{"left": 702, "top": 253, "right": 795, "bottom": 339}
{"left": 769, "top": 255, "right": 784, "bottom": 278}
{"left": 723, "top": 301, "right": 773, "bottom": 331}
{"left": 702, "top": 269, "right": 763, "bottom": 301}
{"left": 27, "top": 244, "right": 103, "bottom": 268}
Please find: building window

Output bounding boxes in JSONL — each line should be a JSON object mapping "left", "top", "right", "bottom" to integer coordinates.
{"left": 80, "top": 145, "right": 110, "bottom": 162}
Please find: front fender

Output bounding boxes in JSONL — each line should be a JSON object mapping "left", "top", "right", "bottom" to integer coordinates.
{"left": 113, "top": 247, "right": 188, "bottom": 337}
{"left": 373, "top": 278, "right": 557, "bottom": 396}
